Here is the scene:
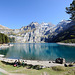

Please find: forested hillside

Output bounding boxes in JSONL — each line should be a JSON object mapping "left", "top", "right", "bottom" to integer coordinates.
{"left": 51, "top": 24, "right": 75, "bottom": 43}
{"left": 0, "top": 33, "right": 9, "bottom": 44}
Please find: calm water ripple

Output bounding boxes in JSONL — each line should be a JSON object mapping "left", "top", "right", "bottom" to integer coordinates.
{"left": 0, "top": 43, "right": 75, "bottom": 62}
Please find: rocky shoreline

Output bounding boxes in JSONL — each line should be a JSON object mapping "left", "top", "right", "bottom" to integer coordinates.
{"left": 0, "top": 44, "right": 13, "bottom": 49}
{"left": 0, "top": 43, "right": 75, "bottom": 68}
{"left": 0, "top": 55, "right": 75, "bottom": 68}
{"left": 57, "top": 43, "right": 75, "bottom": 46}
{"left": 0, "top": 57, "right": 64, "bottom": 68}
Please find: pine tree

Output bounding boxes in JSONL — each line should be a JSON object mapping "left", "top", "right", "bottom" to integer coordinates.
{"left": 0, "top": 33, "right": 9, "bottom": 44}
{"left": 2, "top": 34, "right": 5, "bottom": 43}
{"left": 0, "top": 34, "right": 2, "bottom": 44}
{"left": 66, "top": 0, "right": 75, "bottom": 20}
{"left": 5, "top": 35, "right": 10, "bottom": 43}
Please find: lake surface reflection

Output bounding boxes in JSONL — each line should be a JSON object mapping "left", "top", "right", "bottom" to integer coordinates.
{"left": 0, "top": 43, "right": 75, "bottom": 62}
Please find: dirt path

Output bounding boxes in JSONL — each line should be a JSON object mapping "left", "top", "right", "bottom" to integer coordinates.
{"left": 41, "top": 72, "right": 49, "bottom": 75}
{"left": 0, "top": 68, "right": 9, "bottom": 75}
{"left": 0, "top": 68, "right": 27, "bottom": 75}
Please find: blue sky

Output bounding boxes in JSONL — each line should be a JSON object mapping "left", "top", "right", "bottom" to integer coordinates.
{"left": 0, "top": 0, "right": 73, "bottom": 29}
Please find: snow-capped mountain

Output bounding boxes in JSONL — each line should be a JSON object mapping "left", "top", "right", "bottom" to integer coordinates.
{"left": 0, "top": 20, "right": 74, "bottom": 43}
{"left": 18, "top": 22, "right": 55, "bottom": 43}
{"left": 55, "top": 20, "right": 71, "bottom": 32}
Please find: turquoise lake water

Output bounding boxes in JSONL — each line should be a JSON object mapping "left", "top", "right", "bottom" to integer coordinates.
{"left": 0, "top": 43, "right": 75, "bottom": 62}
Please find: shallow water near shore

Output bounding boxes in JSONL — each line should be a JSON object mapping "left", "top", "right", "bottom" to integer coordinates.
{"left": 0, "top": 43, "right": 75, "bottom": 62}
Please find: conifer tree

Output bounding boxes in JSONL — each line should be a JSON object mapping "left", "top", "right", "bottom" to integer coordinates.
{"left": 2, "top": 34, "right": 5, "bottom": 43}
{"left": 5, "top": 35, "right": 10, "bottom": 43}
{"left": 0, "top": 33, "right": 9, "bottom": 44}
{"left": 66, "top": 0, "right": 75, "bottom": 20}
{"left": 0, "top": 34, "right": 2, "bottom": 44}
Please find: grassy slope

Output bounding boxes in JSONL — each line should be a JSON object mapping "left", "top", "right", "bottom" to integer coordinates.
{"left": 0, "top": 61, "right": 75, "bottom": 75}
{"left": 0, "top": 72, "right": 6, "bottom": 75}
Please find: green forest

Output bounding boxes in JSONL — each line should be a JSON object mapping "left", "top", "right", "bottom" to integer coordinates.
{"left": 50, "top": 25, "right": 75, "bottom": 43}
{"left": 0, "top": 33, "right": 9, "bottom": 44}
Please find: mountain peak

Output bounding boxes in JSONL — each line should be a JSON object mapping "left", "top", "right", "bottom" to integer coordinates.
{"left": 57, "top": 20, "right": 71, "bottom": 26}
{"left": 40, "top": 22, "right": 55, "bottom": 27}
{"left": 61, "top": 20, "right": 66, "bottom": 22}
{"left": 29, "top": 22, "right": 39, "bottom": 25}
{"left": 41, "top": 22, "right": 48, "bottom": 25}
{"left": 0, "top": 25, "right": 9, "bottom": 29}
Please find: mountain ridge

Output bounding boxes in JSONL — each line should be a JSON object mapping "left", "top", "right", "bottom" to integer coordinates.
{"left": 0, "top": 20, "right": 75, "bottom": 43}
{"left": 0, "top": 25, "right": 10, "bottom": 29}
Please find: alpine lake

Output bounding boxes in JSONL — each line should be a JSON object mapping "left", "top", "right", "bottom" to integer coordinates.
{"left": 0, "top": 43, "right": 75, "bottom": 62}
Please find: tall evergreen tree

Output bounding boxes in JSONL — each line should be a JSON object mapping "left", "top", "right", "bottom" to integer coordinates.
{"left": 0, "top": 33, "right": 9, "bottom": 44}
{"left": 2, "top": 34, "right": 5, "bottom": 43}
{"left": 66, "top": 0, "right": 75, "bottom": 20}
{"left": 0, "top": 34, "right": 2, "bottom": 44}
{"left": 5, "top": 35, "right": 10, "bottom": 43}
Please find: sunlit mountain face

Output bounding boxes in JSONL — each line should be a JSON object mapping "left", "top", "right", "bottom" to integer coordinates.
{"left": 0, "top": 20, "right": 75, "bottom": 43}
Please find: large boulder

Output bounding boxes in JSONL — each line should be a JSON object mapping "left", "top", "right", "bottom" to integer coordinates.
{"left": 55, "top": 58, "right": 65, "bottom": 64}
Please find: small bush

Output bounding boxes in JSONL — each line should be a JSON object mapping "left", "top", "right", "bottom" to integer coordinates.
{"left": 52, "top": 66, "right": 65, "bottom": 71}
{"left": 26, "top": 66, "right": 32, "bottom": 69}
{"left": 32, "top": 65, "right": 41, "bottom": 70}
{"left": 68, "top": 63, "right": 74, "bottom": 67}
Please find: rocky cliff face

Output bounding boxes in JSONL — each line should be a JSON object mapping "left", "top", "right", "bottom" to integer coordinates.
{"left": 50, "top": 21, "right": 75, "bottom": 42}
{"left": 0, "top": 25, "right": 13, "bottom": 34}
{"left": 18, "top": 22, "right": 55, "bottom": 43}
{"left": 0, "top": 20, "right": 74, "bottom": 43}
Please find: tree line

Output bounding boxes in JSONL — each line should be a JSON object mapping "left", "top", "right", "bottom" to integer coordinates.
{"left": 0, "top": 33, "right": 9, "bottom": 44}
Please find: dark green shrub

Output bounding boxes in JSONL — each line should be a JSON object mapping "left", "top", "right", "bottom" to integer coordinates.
{"left": 52, "top": 66, "right": 65, "bottom": 71}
